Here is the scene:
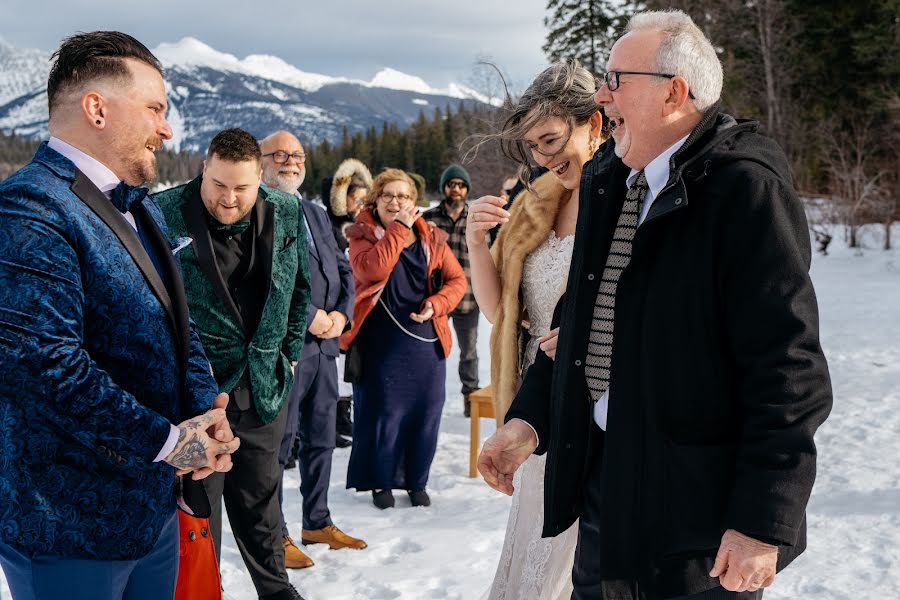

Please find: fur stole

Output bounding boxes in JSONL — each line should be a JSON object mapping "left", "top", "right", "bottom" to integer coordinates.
{"left": 489, "top": 171, "right": 569, "bottom": 424}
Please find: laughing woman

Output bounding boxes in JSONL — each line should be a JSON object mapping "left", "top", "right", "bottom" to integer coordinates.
{"left": 340, "top": 168, "right": 466, "bottom": 509}
{"left": 467, "top": 62, "right": 604, "bottom": 600}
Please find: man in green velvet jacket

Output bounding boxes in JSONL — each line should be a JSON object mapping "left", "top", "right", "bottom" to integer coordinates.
{"left": 154, "top": 128, "right": 310, "bottom": 600}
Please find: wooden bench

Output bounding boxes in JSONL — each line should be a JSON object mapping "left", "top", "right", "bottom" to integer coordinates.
{"left": 468, "top": 385, "right": 495, "bottom": 478}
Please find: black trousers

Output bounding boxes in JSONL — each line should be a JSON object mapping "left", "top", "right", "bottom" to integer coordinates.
{"left": 204, "top": 381, "right": 291, "bottom": 597}
{"left": 573, "top": 580, "right": 764, "bottom": 600}
{"left": 572, "top": 427, "right": 763, "bottom": 600}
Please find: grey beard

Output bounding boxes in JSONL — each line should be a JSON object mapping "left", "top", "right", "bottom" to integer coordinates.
{"left": 445, "top": 198, "right": 465, "bottom": 209}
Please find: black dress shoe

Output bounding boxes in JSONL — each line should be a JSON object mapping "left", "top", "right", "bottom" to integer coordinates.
{"left": 335, "top": 435, "right": 352, "bottom": 448}
{"left": 285, "top": 455, "right": 297, "bottom": 469}
{"left": 372, "top": 489, "right": 395, "bottom": 509}
{"left": 408, "top": 490, "right": 431, "bottom": 507}
{"left": 260, "top": 584, "right": 306, "bottom": 600}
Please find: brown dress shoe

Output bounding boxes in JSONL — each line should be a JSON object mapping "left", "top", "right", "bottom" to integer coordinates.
{"left": 282, "top": 535, "right": 314, "bottom": 569}
{"left": 301, "top": 524, "right": 368, "bottom": 550}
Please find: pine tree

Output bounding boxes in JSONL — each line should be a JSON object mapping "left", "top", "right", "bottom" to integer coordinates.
{"left": 542, "top": 0, "right": 631, "bottom": 73}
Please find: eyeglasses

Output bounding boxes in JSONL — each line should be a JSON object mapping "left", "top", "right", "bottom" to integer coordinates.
{"left": 378, "top": 192, "right": 413, "bottom": 204}
{"left": 263, "top": 151, "right": 306, "bottom": 164}
{"left": 602, "top": 71, "right": 695, "bottom": 99}
{"left": 445, "top": 181, "right": 467, "bottom": 189}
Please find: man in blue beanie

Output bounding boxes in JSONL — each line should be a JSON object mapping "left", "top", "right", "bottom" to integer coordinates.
{"left": 423, "top": 164, "right": 480, "bottom": 416}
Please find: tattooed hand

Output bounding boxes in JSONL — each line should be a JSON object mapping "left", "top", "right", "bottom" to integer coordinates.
{"left": 164, "top": 403, "right": 241, "bottom": 480}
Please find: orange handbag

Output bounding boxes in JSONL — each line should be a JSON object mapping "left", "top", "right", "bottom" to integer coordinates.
{"left": 175, "top": 511, "right": 222, "bottom": 600}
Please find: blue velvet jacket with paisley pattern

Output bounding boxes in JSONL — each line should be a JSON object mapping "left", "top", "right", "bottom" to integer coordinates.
{"left": 0, "top": 143, "right": 219, "bottom": 560}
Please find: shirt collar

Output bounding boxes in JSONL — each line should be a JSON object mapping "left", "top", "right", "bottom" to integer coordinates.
{"left": 626, "top": 134, "right": 689, "bottom": 201}
{"left": 48, "top": 136, "right": 121, "bottom": 197}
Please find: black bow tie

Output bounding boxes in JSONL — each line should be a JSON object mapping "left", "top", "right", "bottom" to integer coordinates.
{"left": 110, "top": 181, "right": 149, "bottom": 214}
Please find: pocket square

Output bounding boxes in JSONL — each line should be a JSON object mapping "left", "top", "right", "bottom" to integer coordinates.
{"left": 172, "top": 237, "right": 193, "bottom": 256}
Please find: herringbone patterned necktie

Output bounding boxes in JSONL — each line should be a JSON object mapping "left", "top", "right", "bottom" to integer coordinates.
{"left": 585, "top": 171, "right": 648, "bottom": 399}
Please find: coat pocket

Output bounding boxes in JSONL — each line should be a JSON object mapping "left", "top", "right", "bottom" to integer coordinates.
{"left": 661, "top": 438, "right": 738, "bottom": 557}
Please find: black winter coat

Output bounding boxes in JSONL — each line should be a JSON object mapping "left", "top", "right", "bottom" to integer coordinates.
{"left": 505, "top": 107, "right": 833, "bottom": 596}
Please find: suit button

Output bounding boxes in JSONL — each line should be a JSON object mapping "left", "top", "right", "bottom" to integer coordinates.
{"left": 575, "top": 359, "right": 582, "bottom": 367}
{"left": 201, "top": 527, "right": 209, "bottom": 538}
{"left": 587, "top": 274, "right": 595, "bottom": 281}
{"left": 189, "top": 530, "right": 196, "bottom": 541}
{"left": 675, "top": 197, "right": 683, "bottom": 205}
{"left": 597, "top": 188, "right": 605, "bottom": 195}
{"left": 565, "top": 442, "right": 573, "bottom": 449}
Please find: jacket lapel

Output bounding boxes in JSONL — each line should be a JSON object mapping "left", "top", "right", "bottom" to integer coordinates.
{"left": 70, "top": 170, "right": 177, "bottom": 332}
{"left": 181, "top": 182, "right": 246, "bottom": 331}
{"left": 251, "top": 196, "right": 275, "bottom": 341}
{"left": 132, "top": 203, "right": 191, "bottom": 377}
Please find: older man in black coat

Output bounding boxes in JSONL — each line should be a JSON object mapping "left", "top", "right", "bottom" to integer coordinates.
{"left": 479, "top": 10, "right": 832, "bottom": 600}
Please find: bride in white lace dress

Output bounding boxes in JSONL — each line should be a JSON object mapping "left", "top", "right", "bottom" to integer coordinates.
{"left": 465, "top": 62, "right": 605, "bottom": 600}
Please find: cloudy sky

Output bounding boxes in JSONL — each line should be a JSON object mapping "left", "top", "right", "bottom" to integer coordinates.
{"left": 1, "top": 0, "right": 551, "bottom": 92}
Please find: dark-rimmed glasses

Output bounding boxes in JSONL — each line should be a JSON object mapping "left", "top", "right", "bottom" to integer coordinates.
{"left": 602, "top": 71, "right": 695, "bottom": 99}
{"left": 378, "top": 192, "right": 413, "bottom": 204}
{"left": 263, "top": 151, "right": 306, "bottom": 164}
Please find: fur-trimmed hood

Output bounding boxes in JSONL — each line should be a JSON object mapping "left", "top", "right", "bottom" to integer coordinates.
{"left": 489, "top": 171, "right": 569, "bottom": 424}
{"left": 330, "top": 158, "right": 373, "bottom": 217}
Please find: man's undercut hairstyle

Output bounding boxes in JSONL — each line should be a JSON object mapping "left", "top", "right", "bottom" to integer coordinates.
{"left": 207, "top": 128, "right": 262, "bottom": 164}
{"left": 47, "top": 31, "right": 164, "bottom": 116}
{"left": 625, "top": 10, "right": 723, "bottom": 111}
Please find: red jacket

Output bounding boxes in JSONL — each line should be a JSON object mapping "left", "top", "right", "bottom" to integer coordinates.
{"left": 339, "top": 208, "right": 466, "bottom": 358}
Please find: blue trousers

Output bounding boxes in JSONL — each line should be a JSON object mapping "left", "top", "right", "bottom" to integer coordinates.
{"left": 0, "top": 512, "right": 178, "bottom": 600}
{"left": 278, "top": 351, "right": 338, "bottom": 532}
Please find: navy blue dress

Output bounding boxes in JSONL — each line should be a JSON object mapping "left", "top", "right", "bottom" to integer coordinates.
{"left": 346, "top": 239, "right": 446, "bottom": 492}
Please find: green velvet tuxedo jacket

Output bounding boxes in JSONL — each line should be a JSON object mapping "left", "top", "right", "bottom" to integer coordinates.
{"left": 154, "top": 177, "right": 311, "bottom": 423}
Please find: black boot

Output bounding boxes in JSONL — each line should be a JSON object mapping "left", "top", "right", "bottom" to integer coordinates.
{"left": 336, "top": 396, "right": 353, "bottom": 437}
{"left": 463, "top": 394, "right": 471, "bottom": 418}
{"left": 260, "top": 584, "right": 306, "bottom": 600}
{"left": 335, "top": 435, "right": 352, "bottom": 448}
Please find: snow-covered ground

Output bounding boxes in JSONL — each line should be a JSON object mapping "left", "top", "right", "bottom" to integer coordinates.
{"left": 2, "top": 224, "right": 898, "bottom": 600}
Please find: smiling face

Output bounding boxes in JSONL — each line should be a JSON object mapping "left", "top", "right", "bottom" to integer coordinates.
{"left": 200, "top": 155, "right": 262, "bottom": 224}
{"left": 260, "top": 131, "right": 305, "bottom": 194}
{"left": 103, "top": 59, "right": 173, "bottom": 185}
{"left": 594, "top": 29, "right": 674, "bottom": 170}
{"left": 523, "top": 113, "right": 601, "bottom": 191}
{"left": 375, "top": 179, "right": 414, "bottom": 225}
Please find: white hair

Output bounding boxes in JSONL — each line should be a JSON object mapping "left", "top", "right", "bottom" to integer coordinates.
{"left": 626, "top": 10, "right": 723, "bottom": 111}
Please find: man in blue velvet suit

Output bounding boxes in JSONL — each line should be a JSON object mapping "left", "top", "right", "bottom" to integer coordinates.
{"left": 0, "top": 32, "right": 239, "bottom": 600}
{"left": 259, "top": 131, "right": 367, "bottom": 569}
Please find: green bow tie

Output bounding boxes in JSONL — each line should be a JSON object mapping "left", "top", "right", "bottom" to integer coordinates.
{"left": 208, "top": 214, "right": 251, "bottom": 236}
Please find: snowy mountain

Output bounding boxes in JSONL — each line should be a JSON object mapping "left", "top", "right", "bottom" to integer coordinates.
{"left": 0, "top": 36, "right": 491, "bottom": 151}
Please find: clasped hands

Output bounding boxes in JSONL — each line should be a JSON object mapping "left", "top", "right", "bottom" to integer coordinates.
{"left": 478, "top": 420, "right": 779, "bottom": 592}
{"left": 164, "top": 392, "right": 240, "bottom": 480}
{"left": 309, "top": 309, "right": 348, "bottom": 339}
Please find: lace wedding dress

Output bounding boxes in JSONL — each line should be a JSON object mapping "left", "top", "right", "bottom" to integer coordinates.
{"left": 483, "top": 231, "right": 578, "bottom": 600}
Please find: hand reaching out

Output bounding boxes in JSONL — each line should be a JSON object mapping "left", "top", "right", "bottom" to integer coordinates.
{"left": 478, "top": 419, "right": 538, "bottom": 496}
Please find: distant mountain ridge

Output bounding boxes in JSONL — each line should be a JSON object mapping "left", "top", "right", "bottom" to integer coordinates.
{"left": 0, "top": 36, "right": 491, "bottom": 151}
